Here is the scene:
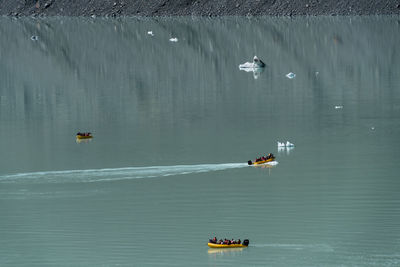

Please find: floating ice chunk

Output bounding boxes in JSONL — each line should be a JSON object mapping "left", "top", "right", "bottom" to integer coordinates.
{"left": 277, "top": 141, "right": 286, "bottom": 147}
{"left": 286, "top": 72, "right": 296, "bottom": 79}
{"left": 169, "top": 37, "right": 178, "bottom": 42}
{"left": 334, "top": 105, "right": 343, "bottom": 109}
{"left": 239, "top": 56, "right": 265, "bottom": 69}
{"left": 371, "top": 126, "right": 375, "bottom": 130}
{"left": 147, "top": 31, "right": 154, "bottom": 36}
{"left": 286, "top": 141, "right": 294, "bottom": 147}
{"left": 315, "top": 71, "right": 319, "bottom": 76}
{"left": 252, "top": 56, "right": 265, "bottom": 67}
{"left": 239, "top": 56, "right": 266, "bottom": 79}
{"left": 239, "top": 62, "right": 256, "bottom": 69}
{"left": 31, "top": 35, "right": 38, "bottom": 41}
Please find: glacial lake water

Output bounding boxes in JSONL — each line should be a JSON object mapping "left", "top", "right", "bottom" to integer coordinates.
{"left": 0, "top": 16, "right": 400, "bottom": 266}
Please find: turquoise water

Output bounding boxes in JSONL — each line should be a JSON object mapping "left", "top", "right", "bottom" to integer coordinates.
{"left": 0, "top": 16, "right": 399, "bottom": 266}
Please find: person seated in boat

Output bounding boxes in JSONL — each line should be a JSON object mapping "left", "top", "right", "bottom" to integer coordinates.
{"left": 77, "top": 132, "right": 82, "bottom": 136}
{"left": 237, "top": 239, "right": 241, "bottom": 244}
{"left": 209, "top": 237, "right": 217, "bottom": 243}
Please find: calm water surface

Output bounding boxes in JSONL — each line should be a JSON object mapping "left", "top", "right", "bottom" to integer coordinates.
{"left": 0, "top": 16, "right": 400, "bottom": 266}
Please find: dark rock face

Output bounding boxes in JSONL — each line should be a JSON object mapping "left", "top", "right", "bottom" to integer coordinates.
{"left": 1, "top": 0, "right": 400, "bottom": 16}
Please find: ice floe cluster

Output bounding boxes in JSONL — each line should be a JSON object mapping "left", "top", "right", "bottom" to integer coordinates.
{"left": 277, "top": 141, "right": 294, "bottom": 147}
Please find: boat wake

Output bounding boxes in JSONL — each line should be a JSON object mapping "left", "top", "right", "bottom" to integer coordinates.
{"left": 0, "top": 163, "right": 253, "bottom": 184}
{"left": 253, "top": 243, "right": 334, "bottom": 252}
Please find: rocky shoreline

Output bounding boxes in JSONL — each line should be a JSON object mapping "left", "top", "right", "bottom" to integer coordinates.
{"left": 1, "top": 0, "right": 400, "bottom": 17}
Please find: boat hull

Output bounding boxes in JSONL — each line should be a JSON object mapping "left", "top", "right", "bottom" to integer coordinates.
{"left": 76, "top": 135, "right": 93, "bottom": 139}
{"left": 249, "top": 157, "right": 275, "bottom": 165}
{"left": 207, "top": 243, "right": 248, "bottom": 248}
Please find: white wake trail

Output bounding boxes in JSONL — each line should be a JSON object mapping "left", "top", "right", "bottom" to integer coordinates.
{"left": 0, "top": 163, "right": 252, "bottom": 184}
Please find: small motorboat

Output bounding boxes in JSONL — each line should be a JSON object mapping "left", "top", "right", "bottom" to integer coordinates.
{"left": 248, "top": 154, "right": 275, "bottom": 165}
{"left": 76, "top": 132, "right": 93, "bottom": 139}
{"left": 208, "top": 239, "right": 249, "bottom": 248}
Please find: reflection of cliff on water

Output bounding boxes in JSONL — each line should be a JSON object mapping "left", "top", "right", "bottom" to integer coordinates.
{"left": 0, "top": 16, "right": 399, "bottom": 128}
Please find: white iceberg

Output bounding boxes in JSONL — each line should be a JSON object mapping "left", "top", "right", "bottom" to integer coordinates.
{"left": 286, "top": 141, "right": 294, "bottom": 147}
{"left": 239, "top": 56, "right": 266, "bottom": 69}
{"left": 277, "top": 141, "right": 295, "bottom": 147}
{"left": 334, "top": 105, "right": 343, "bottom": 109}
{"left": 147, "top": 31, "right": 154, "bottom": 36}
{"left": 169, "top": 37, "right": 178, "bottom": 42}
{"left": 277, "top": 141, "right": 286, "bottom": 147}
{"left": 286, "top": 72, "right": 296, "bottom": 79}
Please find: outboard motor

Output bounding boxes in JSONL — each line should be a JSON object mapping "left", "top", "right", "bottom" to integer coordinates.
{"left": 248, "top": 160, "right": 253, "bottom": 165}
{"left": 243, "top": 239, "right": 249, "bottom": 246}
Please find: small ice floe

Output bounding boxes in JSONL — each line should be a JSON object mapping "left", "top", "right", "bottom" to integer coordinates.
{"left": 169, "top": 37, "right": 178, "bottom": 42}
{"left": 334, "top": 105, "right": 343, "bottom": 109}
{"left": 278, "top": 141, "right": 295, "bottom": 154}
{"left": 239, "top": 56, "right": 266, "bottom": 79}
{"left": 277, "top": 141, "right": 286, "bottom": 147}
{"left": 286, "top": 141, "right": 294, "bottom": 147}
{"left": 239, "top": 56, "right": 266, "bottom": 69}
{"left": 30, "top": 35, "right": 38, "bottom": 41}
{"left": 147, "top": 31, "right": 154, "bottom": 36}
{"left": 315, "top": 71, "right": 319, "bottom": 76}
{"left": 371, "top": 126, "right": 375, "bottom": 130}
{"left": 286, "top": 72, "right": 296, "bottom": 79}
{"left": 277, "top": 141, "right": 295, "bottom": 147}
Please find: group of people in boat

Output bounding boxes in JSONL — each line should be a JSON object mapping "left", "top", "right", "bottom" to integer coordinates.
{"left": 76, "top": 132, "right": 92, "bottom": 137}
{"left": 209, "top": 237, "right": 241, "bottom": 245}
{"left": 255, "top": 153, "right": 274, "bottom": 162}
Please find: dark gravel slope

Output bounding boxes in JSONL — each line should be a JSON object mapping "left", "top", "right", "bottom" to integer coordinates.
{"left": 1, "top": 0, "right": 400, "bottom": 17}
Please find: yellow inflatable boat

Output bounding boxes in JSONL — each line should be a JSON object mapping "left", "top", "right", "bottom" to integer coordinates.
{"left": 76, "top": 132, "right": 93, "bottom": 139}
{"left": 248, "top": 154, "right": 275, "bottom": 165}
{"left": 208, "top": 239, "right": 249, "bottom": 248}
{"left": 208, "top": 243, "right": 248, "bottom": 248}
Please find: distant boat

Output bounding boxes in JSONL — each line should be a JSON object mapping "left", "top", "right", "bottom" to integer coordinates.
{"left": 208, "top": 239, "right": 249, "bottom": 248}
{"left": 248, "top": 154, "right": 275, "bottom": 165}
{"left": 76, "top": 132, "right": 93, "bottom": 139}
